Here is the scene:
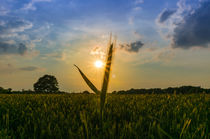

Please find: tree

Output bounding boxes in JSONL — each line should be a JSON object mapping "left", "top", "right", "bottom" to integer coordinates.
{"left": 34, "top": 74, "right": 59, "bottom": 93}
{"left": 83, "top": 90, "right": 90, "bottom": 94}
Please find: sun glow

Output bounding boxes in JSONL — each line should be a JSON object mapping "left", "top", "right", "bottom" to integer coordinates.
{"left": 94, "top": 60, "right": 103, "bottom": 68}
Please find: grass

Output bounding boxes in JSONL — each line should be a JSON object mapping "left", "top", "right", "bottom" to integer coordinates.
{"left": 0, "top": 93, "right": 209, "bottom": 138}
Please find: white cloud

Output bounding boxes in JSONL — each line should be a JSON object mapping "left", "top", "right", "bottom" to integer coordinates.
{"left": 0, "top": 19, "right": 33, "bottom": 39}
{"left": 10, "top": 22, "right": 33, "bottom": 33}
{"left": 0, "top": 6, "right": 9, "bottom": 15}
{"left": 135, "top": 0, "right": 144, "bottom": 4}
{"left": 90, "top": 46, "right": 105, "bottom": 59}
{"left": 128, "top": 17, "right": 134, "bottom": 25}
{"left": 133, "top": 6, "right": 142, "bottom": 11}
{"left": 22, "top": 0, "right": 52, "bottom": 11}
{"left": 0, "top": 21, "right": 5, "bottom": 26}
{"left": 128, "top": 0, "right": 144, "bottom": 25}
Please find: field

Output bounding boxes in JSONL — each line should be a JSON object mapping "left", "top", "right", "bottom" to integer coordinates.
{"left": 0, "top": 94, "right": 209, "bottom": 138}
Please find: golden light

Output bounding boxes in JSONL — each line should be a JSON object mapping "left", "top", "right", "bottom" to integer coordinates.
{"left": 94, "top": 60, "right": 103, "bottom": 68}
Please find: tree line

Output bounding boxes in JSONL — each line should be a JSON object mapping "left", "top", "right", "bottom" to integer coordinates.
{"left": 112, "top": 86, "right": 210, "bottom": 94}
{"left": 0, "top": 74, "right": 209, "bottom": 94}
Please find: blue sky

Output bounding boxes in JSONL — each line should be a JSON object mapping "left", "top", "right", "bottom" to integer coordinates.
{"left": 0, "top": 0, "right": 210, "bottom": 92}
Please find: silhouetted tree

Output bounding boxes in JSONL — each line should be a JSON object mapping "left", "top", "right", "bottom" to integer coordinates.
{"left": 83, "top": 90, "right": 90, "bottom": 94}
{"left": 33, "top": 75, "right": 59, "bottom": 93}
{"left": 8, "top": 88, "right": 12, "bottom": 93}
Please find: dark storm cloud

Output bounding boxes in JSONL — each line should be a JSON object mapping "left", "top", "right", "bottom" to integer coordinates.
{"left": 158, "top": 9, "right": 176, "bottom": 23}
{"left": 120, "top": 41, "right": 144, "bottom": 53}
{"left": 0, "top": 42, "right": 27, "bottom": 55}
{"left": 172, "top": 1, "right": 210, "bottom": 48}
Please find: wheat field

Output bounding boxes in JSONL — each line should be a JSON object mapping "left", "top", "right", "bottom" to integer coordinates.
{"left": 0, "top": 94, "right": 209, "bottom": 138}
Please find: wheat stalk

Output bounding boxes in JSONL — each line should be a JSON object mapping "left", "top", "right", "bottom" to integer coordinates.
{"left": 100, "top": 39, "right": 115, "bottom": 112}
{"left": 74, "top": 34, "right": 116, "bottom": 114}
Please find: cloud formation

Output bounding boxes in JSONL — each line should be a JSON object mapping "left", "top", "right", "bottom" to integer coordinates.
{"left": 157, "top": 0, "right": 210, "bottom": 49}
{"left": 0, "top": 17, "right": 34, "bottom": 55}
{"left": 90, "top": 47, "right": 105, "bottom": 58}
{"left": 120, "top": 41, "right": 144, "bottom": 53}
{"left": 0, "top": 6, "right": 9, "bottom": 15}
{"left": 135, "top": 0, "right": 144, "bottom": 4}
{"left": 172, "top": 1, "right": 210, "bottom": 48}
{"left": 0, "top": 42, "right": 27, "bottom": 55}
{"left": 22, "top": 0, "right": 52, "bottom": 11}
{"left": 0, "top": 18, "right": 33, "bottom": 38}
{"left": 157, "top": 9, "right": 176, "bottom": 23}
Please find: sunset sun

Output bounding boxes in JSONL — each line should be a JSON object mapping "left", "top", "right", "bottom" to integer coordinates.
{"left": 94, "top": 60, "right": 103, "bottom": 68}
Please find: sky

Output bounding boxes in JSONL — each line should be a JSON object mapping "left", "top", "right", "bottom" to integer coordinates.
{"left": 0, "top": 0, "right": 210, "bottom": 92}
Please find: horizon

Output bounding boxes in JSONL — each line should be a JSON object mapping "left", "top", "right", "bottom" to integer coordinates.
{"left": 1, "top": 0, "right": 210, "bottom": 92}
{"left": 5, "top": 85, "right": 209, "bottom": 93}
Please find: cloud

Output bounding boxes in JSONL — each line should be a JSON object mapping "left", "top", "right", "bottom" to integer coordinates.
{"left": 133, "top": 7, "right": 142, "bottom": 11}
{"left": 172, "top": 1, "right": 210, "bottom": 48}
{"left": 0, "top": 64, "right": 44, "bottom": 74}
{"left": 133, "top": 31, "right": 143, "bottom": 39}
{"left": 120, "top": 41, "right": 144, "bottom": 53}
{"left": 0, "top": 18, "right": 33, "bottom": 38}
{"left": 0, "top": 42, "right": 27, "bottom": 55}
{"left": 41, "top": 51, "right": 67, "bottom": 61}
{"left": 155, "top": 49, "right": 175, "bottom": 62}
{"left": 0, "top": 18, "right": 36, "bottom": 56}
{"left": 157, "top": 9, "right": 176, "bottom": 23}
{"left": 22, "top": 0, "right": 52, "bottom": 11}
{"left": 19, "top": 66, "right": 43, "bottom": 71}
{"left": 135, "top": 0, "right": 144, "bottom": 4}
{"left": 90, "top": 46, "right": 105, "bottom": 58}
{"left": 0, "top": 6, "right": 9, "bottom": 15}
{"left": 157, "top": 0, "right": 210, "bottom": 49}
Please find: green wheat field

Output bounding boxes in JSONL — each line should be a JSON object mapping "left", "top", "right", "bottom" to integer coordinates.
{"left": 0, "top": 94, "right": 209, "bottom": 138}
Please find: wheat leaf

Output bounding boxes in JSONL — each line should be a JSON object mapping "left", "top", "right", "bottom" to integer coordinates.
{"left": 74, "top": 64, "right": 100, "bottom": 94}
